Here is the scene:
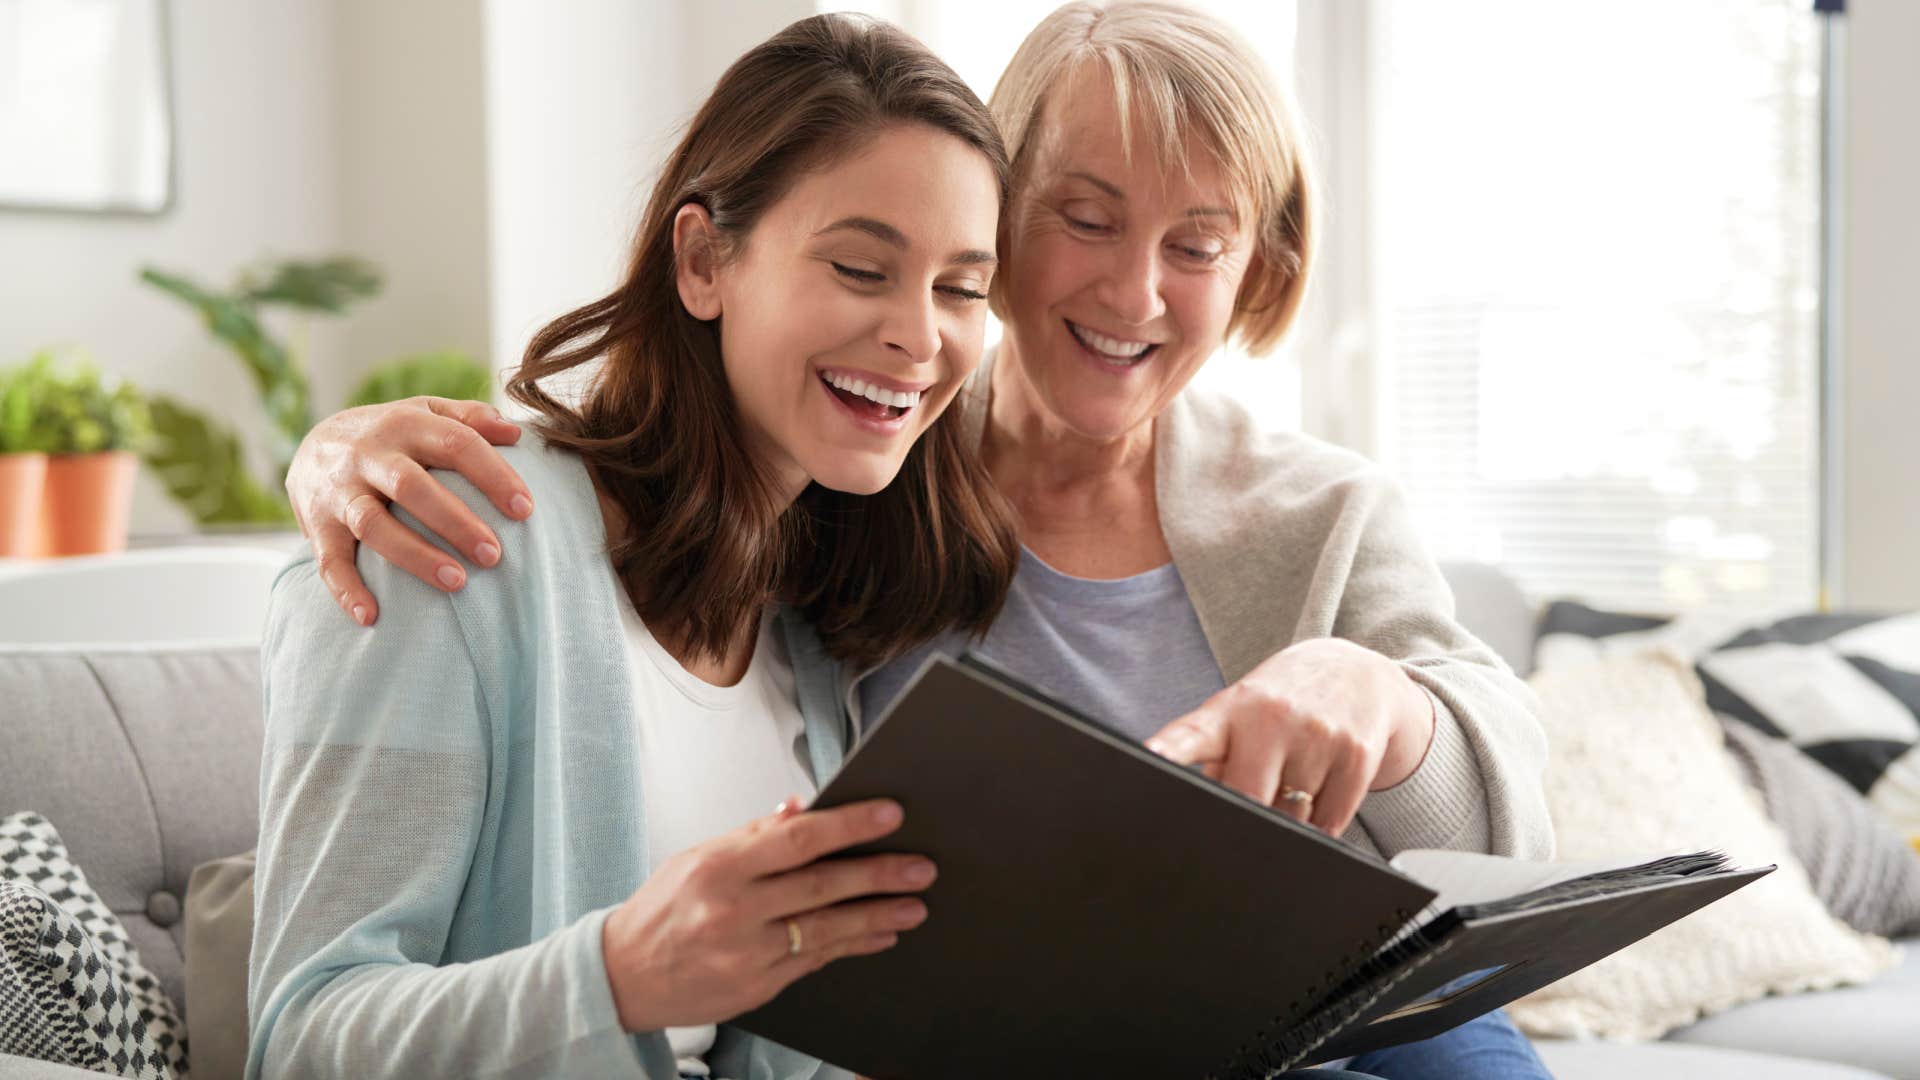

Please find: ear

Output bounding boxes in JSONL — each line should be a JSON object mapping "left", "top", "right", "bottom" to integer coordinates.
{"left": 673, "top": 203, "right": 723, "bottom": 320}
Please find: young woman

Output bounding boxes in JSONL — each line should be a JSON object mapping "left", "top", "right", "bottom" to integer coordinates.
{"left": 246, "top": 16, "right": 1024, "bottom": 1080}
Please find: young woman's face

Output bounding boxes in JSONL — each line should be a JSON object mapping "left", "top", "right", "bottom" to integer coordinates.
{"left": 1000, "top": 68, "right": 1254, "bottom": 444}
{"left": 693, "top": 123, "right": 1000, "bottom": 497}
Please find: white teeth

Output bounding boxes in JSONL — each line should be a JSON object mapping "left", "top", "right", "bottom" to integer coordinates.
{"left": 823, "top": 371, "right": 921, "bottom": 410}
{"left": 1068, "top": 321, "right": 1153, "bottom": 360}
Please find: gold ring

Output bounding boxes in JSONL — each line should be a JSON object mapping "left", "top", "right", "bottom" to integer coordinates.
{"left": 1279, "top": 787, "right": 1313, "bottom": 807}
{"left": 786, "top": 917, "right": 803, "bottom": 956}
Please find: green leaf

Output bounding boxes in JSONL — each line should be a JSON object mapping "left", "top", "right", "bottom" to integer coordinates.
{"left": 345, "top": 351, "right": 494, "bottom": 409}
{"left": 0, "top": 354, "right": 57, "bottom": 453}
{"left": 140, "top": 394, "right": 294, "bottom": 525}
{"left": 139, "top": 267, "right": 313, "bottom": 446}
{"left": 0, "top": 350, "right": 150, "bottom": 455}
{"left": 237, "top": 256, "right": 383, "bottom": 313}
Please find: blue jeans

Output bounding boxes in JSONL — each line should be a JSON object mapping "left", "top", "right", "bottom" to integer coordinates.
{"left": 1336, "top": 1005, "right": 1550, "bottom": 1079}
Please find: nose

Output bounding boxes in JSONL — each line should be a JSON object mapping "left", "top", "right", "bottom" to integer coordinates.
{"left": 1098, "top": 239, "right": 1166, "bottom": 327}
{"left": 881, "top": 291, "right": 942, "bottom": 365}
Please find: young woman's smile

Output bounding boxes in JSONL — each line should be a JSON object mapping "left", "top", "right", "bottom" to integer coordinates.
{"left": 816, "top": 366, "right": 933, "bottom": 432}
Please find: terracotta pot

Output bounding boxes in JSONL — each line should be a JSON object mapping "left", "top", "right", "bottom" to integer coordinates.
{"left": 0, "top": 452, "right": 48, "bottom": 557}
{"left": 40, "top": 451, "right": 138, "bottom": 557}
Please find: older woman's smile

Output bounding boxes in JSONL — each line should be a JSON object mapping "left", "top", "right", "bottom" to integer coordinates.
{"left": 1065, "top": 319, "right": 1161, "bottom": 366}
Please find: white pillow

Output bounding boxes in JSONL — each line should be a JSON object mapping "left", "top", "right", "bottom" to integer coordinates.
{"left": 1505, "top": 651, "right": 1899, "bottom": 1040}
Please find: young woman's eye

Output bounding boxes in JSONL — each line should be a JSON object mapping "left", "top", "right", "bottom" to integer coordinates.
{"left": 937, "top": 284, "right": 990, "bottom": 303}
{"left": 831, "top": 261, "right": 885, "bottom": 284}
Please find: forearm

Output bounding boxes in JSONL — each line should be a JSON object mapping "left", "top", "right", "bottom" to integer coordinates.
{"left": 253, "top": 909, "right": 669, "bottom": 1080}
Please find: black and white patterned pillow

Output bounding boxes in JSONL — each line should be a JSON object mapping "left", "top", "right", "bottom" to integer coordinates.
{"left": 0, "top": 812, "right": 187, "bottom": 1077}
{"left": 1536, "top": 602, "right": 1920, "bottom": 846}
{"left": 1, "top": 879, "right": 171, "bottom": 1077}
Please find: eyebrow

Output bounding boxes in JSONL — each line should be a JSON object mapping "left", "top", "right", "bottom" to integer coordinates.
{"left": 1063, "top": 170, "right": 1238, "bottom": 223}
{"left": 816, "top": 215, "right": 998, "bottom": 267}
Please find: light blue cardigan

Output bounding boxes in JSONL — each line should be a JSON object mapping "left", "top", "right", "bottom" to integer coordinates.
{"left": 248, "top": 435, "right": 855, "bottom": 1079}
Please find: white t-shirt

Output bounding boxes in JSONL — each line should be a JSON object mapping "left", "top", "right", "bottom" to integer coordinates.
{"left": 619, "top": 597, "right": 817, "bottom": 1077}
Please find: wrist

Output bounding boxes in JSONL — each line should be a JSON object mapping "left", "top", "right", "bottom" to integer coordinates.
{"left": 600, "top": 905, "right": 653, "bottom": 1033}
{"left": 1373, "top": 676, "right": 1438, "bottom": 790}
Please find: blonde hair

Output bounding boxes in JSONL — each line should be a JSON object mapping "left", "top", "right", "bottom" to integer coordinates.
{"left": 989, "top": 0, "right": 1314, "bottom": 354}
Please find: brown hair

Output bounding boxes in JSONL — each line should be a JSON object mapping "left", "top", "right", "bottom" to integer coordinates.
{"left": 989, "top": 0, "right": 1315, "bottom": 354}
{"left": 506, "top": 14, "right": 1018, "bottom": 669}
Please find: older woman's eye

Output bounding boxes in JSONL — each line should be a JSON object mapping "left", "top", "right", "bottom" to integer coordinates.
{"left": 832, "top": 262, "right": 885, "bottom": 284}
{"left": 1058, "top": 204, "right": 1113, "bottom": 234}
{"left": 1172, "top": 242, "right": 1225, "bottom": 264}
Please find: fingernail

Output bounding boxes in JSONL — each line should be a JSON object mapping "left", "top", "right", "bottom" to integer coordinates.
{"left": 906, "top": 861, "right": 936, "bottom": 886}
{"left": 873, "top": 802, "right": 903, "bottom": 828}
{"left": 475, "top": 541, "right": 500, "bottom": 567}
{"left": 509, "top": 494, "right": 533, "bottom": 518}
{"left": 1145, "top": 740, "right": 1167, "bottom": 756}
{"left": 437, "top": 565, "right": 464, "bottom": 589}
{"left": 351, "top": 604, "right": 369, "bottom": 626}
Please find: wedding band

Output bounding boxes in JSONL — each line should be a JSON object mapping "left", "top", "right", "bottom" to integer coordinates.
{"left": 786, "top": 918, "right": 804, "bottom": 956}
{"left": 1279, "top": 787, "right": 1314, "bottom": 807}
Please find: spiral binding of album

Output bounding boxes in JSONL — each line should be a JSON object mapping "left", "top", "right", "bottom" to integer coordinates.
{"left": 1213, "top": 905, "right": 1445, "bottom": 1079}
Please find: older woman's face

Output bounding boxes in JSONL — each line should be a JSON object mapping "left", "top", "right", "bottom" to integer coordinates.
{"left": 1000, "top": 69, "right": 1254, "bottom": 443}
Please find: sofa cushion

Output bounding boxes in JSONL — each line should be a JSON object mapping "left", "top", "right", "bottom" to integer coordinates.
{"left": 1507, "top": 652, "right": 1896, "bottom": 1040}
{"left": 1535, "top": 602, "right": 1920, "bottom": 846}
{"left": 1720, "top": 719, "right": 1920, "bottom": 938}
{"left": 0, "top": 812, "right": 184, "bottom": 1078}
{"left": 1664, "top": 938, "right": 1920, "bottom": 1080}
{"left": 182, "top": 852, "right": 253, "bottom": 1080}
{"left": 0, "top": 647, "right": 263, "bottom": 1020}
{"left": 1536, "top": 1038, "right": 1893, "bottom": 1080}
{"left": 1, "top": 880, "right": 173, "bottom": 1078}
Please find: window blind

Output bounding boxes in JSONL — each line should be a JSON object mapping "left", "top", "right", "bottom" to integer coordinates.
{"left": 1372, "top": 0, "right": 1823, "bottom": 615}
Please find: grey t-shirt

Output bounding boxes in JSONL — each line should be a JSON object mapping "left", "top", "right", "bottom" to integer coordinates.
{"left": 861, "top": 547, "right": 1226, "bottom": 741}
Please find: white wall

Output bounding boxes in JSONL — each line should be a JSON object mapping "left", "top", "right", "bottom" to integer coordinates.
{"left": 480, "top": 0, "right": 811, "bottom": 395}
{"left": 0, "top": 1, "right": 344, "bottom": 534}
{"left": 1839, "top": 0, "right": 1920, "bottom": 608}
{"left": 334, "top": 0, "right": 492, "bottom": 408}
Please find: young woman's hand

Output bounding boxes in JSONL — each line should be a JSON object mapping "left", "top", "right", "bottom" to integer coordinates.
{"left": 285, "top": 397, "right": 533, "bottom": 626}
{"left": 1145, "top": 638, "right": 1437, "bottom": 838}
{"left": 600, "top": 797, "right": 936, "bottom": 1033}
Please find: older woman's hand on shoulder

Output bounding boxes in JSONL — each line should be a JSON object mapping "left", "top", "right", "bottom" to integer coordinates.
{"left": 286, "top": 396, "right": 534, "bottom": 625}
{"left": 1145, "top": 638, "right": 1437, "bottom": 838}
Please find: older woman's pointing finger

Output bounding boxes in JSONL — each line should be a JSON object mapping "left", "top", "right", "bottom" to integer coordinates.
{"left": 1147, "top": 637, "right": 1437, "bottom": 838}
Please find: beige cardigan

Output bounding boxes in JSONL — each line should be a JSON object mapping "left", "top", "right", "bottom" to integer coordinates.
{"left": 954, "top": 352, "right": 1555, "bottom": 862}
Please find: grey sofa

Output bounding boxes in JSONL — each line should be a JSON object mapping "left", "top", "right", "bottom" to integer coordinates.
{"left": 0, "top": 564, "right": 1913, "bottom": 1078}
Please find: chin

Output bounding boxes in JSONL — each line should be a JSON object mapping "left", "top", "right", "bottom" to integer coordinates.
{"left": 805, "top": 455, "right": 903, "bottom": 497}
{"left": 1044, "top": 383, "right": 1149, "bottom": 442}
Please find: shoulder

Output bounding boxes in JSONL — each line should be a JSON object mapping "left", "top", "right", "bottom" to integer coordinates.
{"left": 1161, "top": 380, "right": 1403, "bottom": 521}
{"left": 268, "top": 432, "right": 613, "bottom": 660}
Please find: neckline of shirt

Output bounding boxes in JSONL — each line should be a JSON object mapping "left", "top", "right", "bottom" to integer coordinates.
{"left": 618, "top": 590, "right": 779, "bottom": 711}
{"left": 1017, "top": 543, "right": 1182, "bottom": 596}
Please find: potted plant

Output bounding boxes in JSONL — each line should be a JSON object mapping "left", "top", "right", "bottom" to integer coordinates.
{"left": 0, "top": 356, "right": 58, "bottom": 556}
{"left": 30, "top": 352, "right": 153, "bottom": 556}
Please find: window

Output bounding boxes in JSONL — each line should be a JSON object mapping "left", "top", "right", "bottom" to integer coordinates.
{"left": 1367, "top": 0, "right": 1823, "bottom": 614}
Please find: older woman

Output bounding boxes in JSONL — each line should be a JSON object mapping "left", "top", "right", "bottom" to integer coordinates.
{"left": 284, "top": 3, "right": 1554, "bottom": 1075}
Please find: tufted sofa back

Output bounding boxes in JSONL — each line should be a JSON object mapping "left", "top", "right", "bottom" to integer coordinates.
{"left": 0, "top": 646, "right": 263, "bottom": 1021}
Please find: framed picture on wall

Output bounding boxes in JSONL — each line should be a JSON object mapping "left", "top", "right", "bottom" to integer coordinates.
{"left": 0, "top": 0, "right": 174, "bottom": 215}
